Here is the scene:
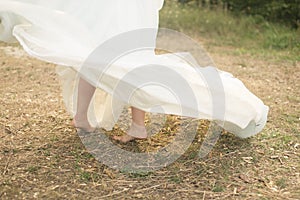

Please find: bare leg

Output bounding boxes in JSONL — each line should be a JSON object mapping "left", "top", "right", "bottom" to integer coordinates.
{"left": 113, "top": 107, "right": 147, "bottom": 143}
{"left": 131, "top": 107, "right": 146, "bottom": 126}
{"left": 73, "top": 78, "right": 96, "bottom": 132}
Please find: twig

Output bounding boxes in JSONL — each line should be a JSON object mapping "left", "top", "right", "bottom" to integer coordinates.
{"left": 133, "top": 184, "right": 161, "bottom": 193}
{"left": 2, "top": 144, "right": 13, "bottom": 175}
{"left": 175, "top": 189, "right": 215, "bottom": 194}
{"left": 202, "top": 191, "right": 206, "bottom": 200}
{"left": 99, "top": 188, "right": 130, "bottom": 199}
{"left": 2, "top": 156, "right": 11, "bottom": 175}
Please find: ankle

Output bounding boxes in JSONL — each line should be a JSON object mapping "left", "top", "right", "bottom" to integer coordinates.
{"left": 74, "top": 114, "right": 88, "bottom": 122}
{"left": 132, "top": 120, "right": 145, "bottom": 127}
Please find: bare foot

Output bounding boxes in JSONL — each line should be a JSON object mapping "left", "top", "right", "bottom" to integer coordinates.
{"left": 72, "top": 117, "right": 95, "bottom": 133}
{"left": 113, "top": 122, "right": 147, "bottom": 143}
{"left": 113, "top": 134, "right": 137, "bottom": 143}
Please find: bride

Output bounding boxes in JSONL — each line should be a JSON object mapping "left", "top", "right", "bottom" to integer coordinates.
{"left": 0, "top": 0, "right": 269, "bottom": 143}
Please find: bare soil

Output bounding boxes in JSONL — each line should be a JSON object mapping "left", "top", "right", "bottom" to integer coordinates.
{"left": 0, "top": 40, "right": 299, "bottom": 199}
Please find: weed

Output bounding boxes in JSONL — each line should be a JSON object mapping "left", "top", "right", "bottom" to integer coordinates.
{"left": 80, "top": 171, "right": 92, "bottom": 182}
{"left": 26, "top": 166, "right": 40, "bottom": 173}
{"left": 212, "top": 184, "right": 224, "bottom": 192}
{"left": 169, "top": 175, "right": 182, "bottom": 183}
{"left": 276, "top": 178, "right": 287, "bottom": 189}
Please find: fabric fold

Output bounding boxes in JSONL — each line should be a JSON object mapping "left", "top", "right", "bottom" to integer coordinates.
{"left": 0, "top": 0, "right": 269, "bottom": 138}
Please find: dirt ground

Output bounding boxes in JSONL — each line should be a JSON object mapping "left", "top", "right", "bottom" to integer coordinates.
{"left": 0, "top": 39, "right": 299, "bottom": 200}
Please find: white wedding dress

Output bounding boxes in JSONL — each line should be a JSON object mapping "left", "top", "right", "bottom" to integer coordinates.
{"left": 0, "top": 0, "right": 269, "bottom": 138}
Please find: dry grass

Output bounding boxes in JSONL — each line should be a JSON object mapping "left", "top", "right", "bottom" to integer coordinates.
{"left": 0, "top": 39, "right": 299, "bottom": 200}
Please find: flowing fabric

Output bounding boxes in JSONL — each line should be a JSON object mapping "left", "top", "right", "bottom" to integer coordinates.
{"left": 0, "top": 0, "right": 268, "bottom": 138}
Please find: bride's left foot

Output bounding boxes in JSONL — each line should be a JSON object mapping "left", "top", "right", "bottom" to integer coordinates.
{"left": 113, "top": 122, "right": 147, "bottom": 143}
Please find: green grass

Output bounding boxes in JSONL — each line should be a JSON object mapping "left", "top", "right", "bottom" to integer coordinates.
{"left": 276, "top": 178, "right": 287, "bottom": 189}
{"left": 212, "top": 184, "right": 224, "bottom": 192}
{"left": 169, "top": 175, "right": 182, "bottom": 184}
{"left": 160, "top": 1, "right": 300, "bottom": 61}
{"left": 26, "top": 165, "right": 40, "bottom": 173}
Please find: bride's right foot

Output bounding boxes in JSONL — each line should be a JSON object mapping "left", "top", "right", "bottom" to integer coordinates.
{"left": 72, "top": 117, "right": 95, "bottom": 133}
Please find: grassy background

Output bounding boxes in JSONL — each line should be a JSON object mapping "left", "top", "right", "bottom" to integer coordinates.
{"left": 160, "top": 1, "right": 300, "bottom": 61}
